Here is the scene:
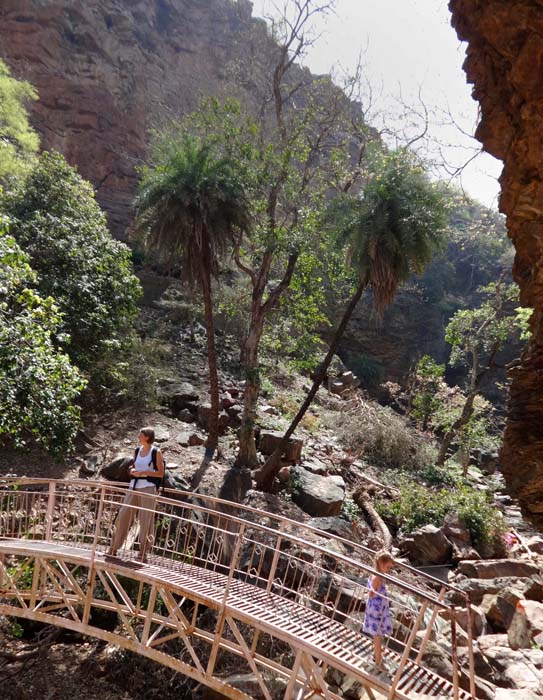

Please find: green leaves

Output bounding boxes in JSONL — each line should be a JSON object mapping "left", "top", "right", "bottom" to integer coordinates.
{"left": 0, "top": 227, "right": 86, "bottom": 455}
{"left": 378, "top": 479, "right": 504, "bottom": 546}
{"left": 328, "top": 148, "right": 447, "bottom": 312}
{"left": 444, "top": 282, "right": 521, "bottom": 371}
{"left": 2, "top": 152, "right": 141, "bottom": 369}
{"left": 411, "top": 355, "right": 446, "bottom": 429}
{"left": 0, "top": 60, "right": 39, "bottom": 180}
{"left": 136, "top": 132, "right": 251, "bottom": 284}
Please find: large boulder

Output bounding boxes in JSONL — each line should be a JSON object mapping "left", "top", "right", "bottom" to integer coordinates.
{"left": 258, "top": 431, "right": 303, "bottom": 463}
{"left": 458, "top": 559, "right": 540, "bottom": 580}
{"left": 163, "top": 470, "right": 191, "bottom": 493}
{"left": 100, "top": 455, "right": 132, "bottom": 482}
{"left": 439, "top": 605, "right": 486, "bottom": 637}
{"left": 158, "top": 380, "right": 199, "bottom": 412}
{"left": 447, "top": 576, "right": 536, "bottom": 606}
{"left": 495, "top": 691, "right": 541, "bottom": 700}
{"left": 526, "top": 536, "right": 543, "bottom": 555}
{"left": 442, "top": 513, "right": 481, "bottom": 562}
{"left": 291, "top": 467, "right": 345, "bottom": 517}
{"left": 307, "top": 516, "right": 365, "bottom": 542}
{"left": 482, "top": 643, "right": 543, "bottom": 692}
{"left": 481, "top": 587, "right": 524, "bottom": 631}
{"left": 197, "top": 404, "right": 230, "bottom": 433}
{"left": 399, "top": 525, "right": 452, "bottom": 566}
{"left": 153, "top": 425, "right": 170, "bottom": 443}
{"left": 508, "top": 600, "right": 543, "bottom": 650}
{"left": 421, "top": 641, "right": 494, "bottom": 700}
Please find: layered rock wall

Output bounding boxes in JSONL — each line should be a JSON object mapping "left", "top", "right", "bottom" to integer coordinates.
{"left": 0, "top": 0, "right": 269, "bottom": 236}
{"left": 449, "top": 0, "right": 543, "bottom": 514}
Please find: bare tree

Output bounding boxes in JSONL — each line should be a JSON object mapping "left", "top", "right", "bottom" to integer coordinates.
{"left": 233, "top": 0, "right": 375, "bottom": 468}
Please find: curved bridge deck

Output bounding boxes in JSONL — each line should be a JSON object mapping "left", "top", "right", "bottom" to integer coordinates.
{"left": 0, "top": 479, "right": 477, "bottom": 699}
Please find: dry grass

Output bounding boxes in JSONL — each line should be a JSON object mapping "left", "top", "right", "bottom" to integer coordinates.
{"left": 323, "top": 397, "right": 435, "bottom": 471}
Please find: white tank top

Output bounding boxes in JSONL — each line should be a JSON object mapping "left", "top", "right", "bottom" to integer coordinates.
{"left": 129, "top": 446, "right": 158, "bottom": 490}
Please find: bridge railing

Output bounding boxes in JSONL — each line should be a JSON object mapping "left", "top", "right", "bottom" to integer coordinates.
{"left": 0, "top": 478, "right": 476, "bottom": 697}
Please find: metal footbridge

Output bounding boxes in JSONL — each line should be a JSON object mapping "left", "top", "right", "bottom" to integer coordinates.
{"left": 0, "top": 478, "right": 477, "bottom": 699}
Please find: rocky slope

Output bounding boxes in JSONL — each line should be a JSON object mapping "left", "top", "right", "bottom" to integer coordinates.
{"left": 0, "top": 0, "right": 271, "bottom": 237}
{"left": 449, "top": 0, "right": 543, "bottom": 517}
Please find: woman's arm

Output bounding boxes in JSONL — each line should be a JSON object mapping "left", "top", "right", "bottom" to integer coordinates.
{"left": 368, "top": 574, "right": 382, "bottom": 598}
{"left": 155, "top": 450, "right": 165, "bottom": 477}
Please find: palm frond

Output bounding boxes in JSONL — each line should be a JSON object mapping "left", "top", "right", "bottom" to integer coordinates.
{"left": 329, "top": 148, "right": 446, "bottom": 313}
{"left": 135, "top": 134, "right": 251, "bottom": 286}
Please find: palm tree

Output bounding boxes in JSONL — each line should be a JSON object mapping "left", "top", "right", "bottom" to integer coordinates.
{"left": 135, "top": 135, "right": 250, "bottom": 466}
{"left": 255, "top": 149, "right": 446, "bottom": 490}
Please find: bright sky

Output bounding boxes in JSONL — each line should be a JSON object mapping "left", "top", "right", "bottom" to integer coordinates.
{"left": 251, "top": 0, "right": 502, "bottom": 209}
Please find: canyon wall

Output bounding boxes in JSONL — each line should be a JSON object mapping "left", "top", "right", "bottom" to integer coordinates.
{"left": 0, "top": 0, "right": 270, "bottom": 237}
{"left": 449, "top": 0, "right": 543, "bottom": 515}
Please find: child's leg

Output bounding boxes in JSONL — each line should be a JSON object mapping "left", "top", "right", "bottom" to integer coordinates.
{"left": 374, "top": 635, "right": 382, "bottom": 667}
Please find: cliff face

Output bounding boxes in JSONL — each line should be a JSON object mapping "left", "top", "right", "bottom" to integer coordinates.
{"left": 0, "top": 0, "right": 268, "bottom": 236}
{"left": 449, "top": 0, "right": 543, "bottom": 515}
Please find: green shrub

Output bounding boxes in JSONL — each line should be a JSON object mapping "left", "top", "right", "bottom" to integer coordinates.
{"left": 87, "top": 337, "right": 167, "bottom": 408}
{"left": 377, "top": 479, "right": 505, "bottom": 547}
{"left": 0, "top": 59, "right": 39, "bottom": 179}
{"left": 413, "top": 463, "right": 462, "bottom": 488}
{"left": 2, "top": 151, "right": 141, "bottom": 369}
{"left": 0, "top": 227, "right": 85, "bottom": 455}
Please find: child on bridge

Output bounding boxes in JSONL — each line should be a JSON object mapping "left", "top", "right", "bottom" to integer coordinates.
{"left": 364, "top": 550, "right": 394, "bottom": 674}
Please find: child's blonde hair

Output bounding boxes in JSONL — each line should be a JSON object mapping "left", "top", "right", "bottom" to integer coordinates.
{"left": 374, "top": 550, "right": 394, "bottom": 571}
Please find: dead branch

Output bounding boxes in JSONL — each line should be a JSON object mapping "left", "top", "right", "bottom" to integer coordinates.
{"left": 353, "top": 486, "right": 392, "bottom": 550}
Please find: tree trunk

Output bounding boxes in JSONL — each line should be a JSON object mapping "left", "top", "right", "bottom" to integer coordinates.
{"left": 236, "top": 315, "right": 265, "bottom": 468}
{"left": 199, "top": 262, "right": 220, "bottom": 463}
{"left": 435, "top": 391, "right": 477, "bottom": 466}
{"left": 353, "top": 486, "right": 392, "bottom": 550}
{"left": 235, "top": 252, "right": 298, "bottom": 469}
{"left": 255, "top": 278, "right": 367, "bottom": 490}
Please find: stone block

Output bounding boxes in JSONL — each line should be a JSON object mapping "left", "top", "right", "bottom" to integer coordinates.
{"left": 258, "top": 431, "right": 303, "bottom": 462}
{"left": 399, "top": 525, "right": 452, "bottom": 566}
{"left": 458, "top": 559, "right": 540, "bottom": 580}
{"left": 291, "top": 467, "right": 345, "bottom": 517}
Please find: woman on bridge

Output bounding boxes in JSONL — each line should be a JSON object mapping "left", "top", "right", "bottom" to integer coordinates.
{"left": 108, "top": 427, "right": 164, "bottom": 562}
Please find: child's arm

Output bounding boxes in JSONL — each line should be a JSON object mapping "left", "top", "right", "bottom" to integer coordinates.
{"left": 368, "top": 574, "right": 382, "bottom": 598}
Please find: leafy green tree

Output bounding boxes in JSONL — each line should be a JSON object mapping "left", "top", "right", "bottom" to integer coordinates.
{"left": 0, "top": 224, "right": 86, "bottom": 455}
{"left": 433, "top": 391, "right": 499, "bottom": 475}
{"left": 256, "top": 148, "right": 447, "bottom": 489}
{"left": 1, "top": 151, "right": 141, "bottom": 370}
{"left": 171, "top": 59, "right": 369, "bottom": 470}
{"left": 0, "top": 59, "right": 39, "bottom": 179}
{"left": 135, "top": 134, "right": 251, "bottom": 462}
{"left": 410, "top": 355, "right": 445, "bottom": 431}
{"left": 515, "top": 306, "right": 533, "bottom": 341}
{"left": 436, "top": 279, "right": 521, "bottom": 465}
{"left": 415, "top": 188, "right": 511, "bottom": 307}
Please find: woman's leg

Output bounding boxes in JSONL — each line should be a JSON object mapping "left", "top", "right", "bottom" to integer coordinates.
{"left": 137, "top": 486, "right": 157, "bottom": 561}
{"left": 109, "top": 490, "right": 138, "bottom": 554}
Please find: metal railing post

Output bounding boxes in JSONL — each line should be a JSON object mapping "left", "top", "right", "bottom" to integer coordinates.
{"left": 44, "top": 482, "right": 56, "bottom": 540}
{"left": 90, "top": 485, "right": 106, "bottom": 563}
{"left": 388, "top": 600, "right": 429, "bottom": 699}
{"left": 451, "top": 607, "right": 460, "bottom": 700}
{"left": 207, "top": 522, "right": 246, "bottom": 676}
{"left": 466, "top": 599, "right": 476, "bottom": 699}
{"left": 266, "top": 524, "right": 285, "bottom": 595}
{"left": 416, "top": 586, "right": 446, "bottom": 662}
